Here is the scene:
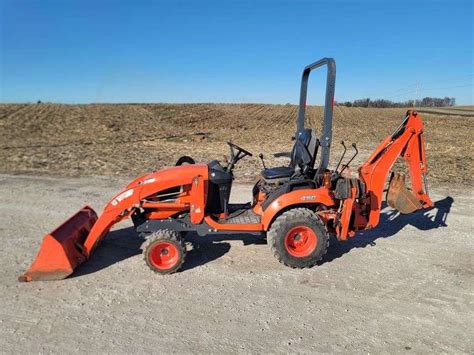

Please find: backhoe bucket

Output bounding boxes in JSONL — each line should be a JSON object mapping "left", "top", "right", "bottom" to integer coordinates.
{"left": 19, "top": 206, "right": 98, "bottom": 282}
{"left": 387, "top": 172, "right": 422, "bottom": 214}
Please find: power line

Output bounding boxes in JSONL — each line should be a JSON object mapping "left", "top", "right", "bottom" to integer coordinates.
{"left": 353, "top": 74, "right": 473, "bottom": 99}
{"left": 384, "top": 83, "right": 472, "bottom": 100}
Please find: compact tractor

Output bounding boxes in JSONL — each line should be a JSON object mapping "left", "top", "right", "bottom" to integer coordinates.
{"left": 20, "top": 58, "right": 433, "bottom": 281}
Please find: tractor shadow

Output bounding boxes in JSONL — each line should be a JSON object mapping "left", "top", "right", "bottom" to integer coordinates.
{"left": 320, "top": 196, "right": 454, "bottom": 265}
{"left": 72, "top": 226, "right": 145, "bottom": 278}
{"left": 72, "top": 228, "right": 264, "bottom": 277}
{"left": 181, "top": 233, "right": 265, "bottom": 272}
{"left": 72, "top": 196, "right": 453, "bottom": 277}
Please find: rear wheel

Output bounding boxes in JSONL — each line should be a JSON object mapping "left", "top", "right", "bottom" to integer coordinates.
{"left": 143, "top": 230, "right": 186, "bottom": 274}
{"left": 267, "top": 208, "right": 328, "bottom": 268}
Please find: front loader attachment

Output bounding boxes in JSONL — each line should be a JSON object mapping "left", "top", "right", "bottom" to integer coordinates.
{"left": 386, "top": 172, "right": 422, "bottom": 214}
{"left": 19, "top": 179, "right": 147, "bottom": 282}
{"left": 19, "top": 206, "right": 98, "bottom": 282}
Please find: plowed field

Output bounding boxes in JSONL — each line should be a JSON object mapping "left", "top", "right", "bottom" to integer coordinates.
{"left": 1, "top": 104, "right": 472, "bottom": 184}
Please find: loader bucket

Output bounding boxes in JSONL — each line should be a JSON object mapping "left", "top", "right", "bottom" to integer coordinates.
{"left": 19, "top": 206, "right": 98, "bottom": 282}
{"left": 386, "top": 172, "right": 422, "bottom": 214}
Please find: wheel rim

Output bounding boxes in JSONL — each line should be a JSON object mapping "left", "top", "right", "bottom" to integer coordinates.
{"left": 284, "top": 226, "right": 318, "bottom": 257}
{"left": 149, "top": 242, "right": 180, "bottom": 270}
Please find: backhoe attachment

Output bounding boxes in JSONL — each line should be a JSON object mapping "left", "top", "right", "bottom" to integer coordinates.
{"left": 359, "top": 111, "right": 433, "bottom": 228}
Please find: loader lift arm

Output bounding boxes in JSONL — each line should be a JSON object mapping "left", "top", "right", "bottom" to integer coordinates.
{"left": 19, "top": 166, "right": 210, "bottom": 282}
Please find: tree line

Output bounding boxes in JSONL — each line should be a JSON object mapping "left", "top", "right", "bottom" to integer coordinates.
{"left": 335, "top": 97, "right": 456, "bottom": 108}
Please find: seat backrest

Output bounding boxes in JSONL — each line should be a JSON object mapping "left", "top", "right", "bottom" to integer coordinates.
{"left": 290, "top": 129, "right": 319, "bottom": 172}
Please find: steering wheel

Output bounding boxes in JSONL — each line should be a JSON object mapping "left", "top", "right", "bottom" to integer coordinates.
{"left": 227, "top": 141, "right": 253, "bottom": 157}
{"left": 225, "top": 141, "right": 253, "bottom": 172}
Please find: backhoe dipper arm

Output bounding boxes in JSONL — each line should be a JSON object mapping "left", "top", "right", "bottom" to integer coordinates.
{"left": 359, "top": 111, "right": 433, "bottom": 229}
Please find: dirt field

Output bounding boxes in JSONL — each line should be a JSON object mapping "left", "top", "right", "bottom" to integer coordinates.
{"left": 0, "top": 174, "right": 472, "bottom": 353}
{"left": 1, "top": 104, "right": 472, "bottom": 184}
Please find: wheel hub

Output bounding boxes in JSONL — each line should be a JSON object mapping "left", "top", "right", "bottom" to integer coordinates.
{"left": 149, "top": 241, "right": 179, "bottom": 270}
{"left": 284, "top": 226, "right": 318, "bottom": 257}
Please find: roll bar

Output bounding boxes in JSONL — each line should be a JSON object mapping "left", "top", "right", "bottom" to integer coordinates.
{"left": 296, "top": 57, "right": 336, "bottom": 174}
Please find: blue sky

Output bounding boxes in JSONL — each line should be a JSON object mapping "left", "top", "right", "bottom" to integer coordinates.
{"left": 1, "top": 0, "right": 472, "bottom": 104}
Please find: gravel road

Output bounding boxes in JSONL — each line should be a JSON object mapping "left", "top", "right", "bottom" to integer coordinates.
{"left": 0, "top": 174, "right": 472, "bottom": 353}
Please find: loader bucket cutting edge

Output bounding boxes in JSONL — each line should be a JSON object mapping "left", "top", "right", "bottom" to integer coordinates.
{"left": 19, "top": 206, "right": 98, "bottom": 282}
{"left": 386, "top": 172, "right": 422, "bottom": 214}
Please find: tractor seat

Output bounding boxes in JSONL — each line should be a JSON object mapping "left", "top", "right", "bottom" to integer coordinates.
{"left": 261, "top": 166, "right": 294, "bottom": 180}
{"left": 261, "top": 128, "right": 319, "bottom": 182}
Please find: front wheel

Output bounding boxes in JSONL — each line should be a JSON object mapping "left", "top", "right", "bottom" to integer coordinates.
{"left": 267, "top": 208, "right": 328, "bottom": 268}
{"left": 143, "top": 230, "right": 186, "bottom": 274}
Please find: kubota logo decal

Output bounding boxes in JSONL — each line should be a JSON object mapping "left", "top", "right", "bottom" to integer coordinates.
{"left": 143, "top": 177, "right": 156, "bottom": 184}
{"left": 111, "top": 189, "right": 134, "bottom": 206}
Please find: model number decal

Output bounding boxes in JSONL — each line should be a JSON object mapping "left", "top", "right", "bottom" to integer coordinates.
{"left": 301, "top": 195, "right": 316, "bottom": 201}
{"left": 111, "top": 189, "right": 134, "bottom": 206}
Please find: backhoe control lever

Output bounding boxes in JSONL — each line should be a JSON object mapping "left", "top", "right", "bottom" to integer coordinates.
{"left": 340, "top": 143, "right": 358, "bottom": 174}
{"left": 335, "top": 141, "right": 347, "bottom": 173}
{"left": 258, "top": 153, "right": 267, "bottom": 169}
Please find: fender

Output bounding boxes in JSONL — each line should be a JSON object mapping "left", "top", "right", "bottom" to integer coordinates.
{"left": 261, "top": 187, "right": 335, "bottom": 230}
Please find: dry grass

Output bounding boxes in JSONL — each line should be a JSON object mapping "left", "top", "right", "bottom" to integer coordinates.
{"left": 0, "top": 103, "right": 472, "bottom": 185}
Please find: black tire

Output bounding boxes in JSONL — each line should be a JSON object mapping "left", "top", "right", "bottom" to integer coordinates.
{"left": 143, "top": 230, "right": 186, "bottom": 274}
{"left": 175, "top": 156, "right": 195, "bottom": 166}
{"left": 267, "top": 208, "right": 329, "bottom": 268}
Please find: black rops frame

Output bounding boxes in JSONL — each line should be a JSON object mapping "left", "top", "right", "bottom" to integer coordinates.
{"left": 296, "top": 57, "right": 336, "bottom": 175}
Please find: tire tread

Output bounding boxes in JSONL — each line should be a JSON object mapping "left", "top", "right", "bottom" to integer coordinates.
{"left": 143, "top": 229, "right": 186, "bottom": 274}
{"left": 267, "top": 208, "right": 329, "bottom": 268}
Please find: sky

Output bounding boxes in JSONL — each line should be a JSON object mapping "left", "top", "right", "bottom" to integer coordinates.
{"left": 0, "top": 0, "right": 473, "bottom": 104}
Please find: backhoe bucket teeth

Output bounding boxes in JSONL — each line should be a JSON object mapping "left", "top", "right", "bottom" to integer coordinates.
{"left": 19, "top": 206, "right": 98, "bottom": 282}
{"left": 387, "top": 172, "right": 422, "bottom": 214}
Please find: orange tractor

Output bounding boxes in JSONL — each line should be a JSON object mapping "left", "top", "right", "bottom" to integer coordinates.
{"left": 20, "top": 58, "right": 433, "bottom": 282}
